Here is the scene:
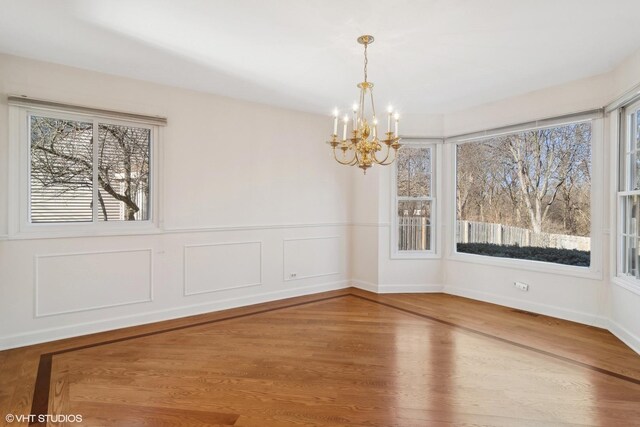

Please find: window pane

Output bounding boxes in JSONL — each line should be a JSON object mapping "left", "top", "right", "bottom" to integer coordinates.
{"left": 621, "top": 194, "right": 640, "bottom": 277}
{"left": 635, "top": 154, "right": 640, "bottom": 191}
{"left": 397, "top": 147, "right": 431, "bottom": 197}
{"left": 636, "top": 110, "right": 640, "bottom": 150}
{"left": 627, "top": 195, "right": 640, "bottom": 236}
{"left": 97, "top": 124, "right": 150, "bottom": 221}
{"left": 630, "top": 152, "right": 636, "bottom": 191}
{"left": 628, "top": 236, "right": 638, "bottom": 277}
{"left": 622, "top": 235, "right": 628, "bottom": 275}
{"left": 30, "top": 116, "right": 93, "bottom": 223}
{"left": 636, "top": 238, "right": 640, "bottom": 279}
{"left": 397, "top": 200, "right": 431, "bottom": 251}
{"left": 456, "top": 123, "right": 591, "bottom": 267}
{"left": 623, "top": 196, "right": 632, "bottom": 235}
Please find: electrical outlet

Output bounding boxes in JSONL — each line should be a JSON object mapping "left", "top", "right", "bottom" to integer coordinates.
{"left": 289, "top": 272, "right": 297, "bottom": 279}
{"left": 514, "top": 281, "right": 529, "bottom": 292}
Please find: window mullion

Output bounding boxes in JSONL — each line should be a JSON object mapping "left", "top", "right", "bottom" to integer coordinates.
{"left": 397, "top": 197, "right": 432, "bottom": 201}
{"left": 92, "top": 121, "right": 99, "bottom": 223}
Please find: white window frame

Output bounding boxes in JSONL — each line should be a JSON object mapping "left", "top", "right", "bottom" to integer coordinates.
{"left": 447, "top": 118, "right": 603, "bottom": 280}
{"left": 390, "top": 140, "right": 440, "bottom": 259}
{"left": 8, "top": 105, "right": 161, "bottom": 238}
{"left": 615, "top": 98, "right": 640, "bottom": 294}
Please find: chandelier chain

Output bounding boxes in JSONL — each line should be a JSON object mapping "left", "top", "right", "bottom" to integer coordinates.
{"left": 363, "top": 42, "right": 368, "bottom": 83}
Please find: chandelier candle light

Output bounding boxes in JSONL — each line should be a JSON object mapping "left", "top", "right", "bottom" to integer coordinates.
{"left": 328, "top": 35, "right": 401, "bottom": 173}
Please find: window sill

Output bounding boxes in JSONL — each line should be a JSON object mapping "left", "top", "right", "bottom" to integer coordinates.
{"left": 611, "top": 276, "right": 640, "bottom": 297}
{"left": 447, "top": 251, "right": 602, "bottom": 280}
{"left": 390, "top": 251, "right": 440, "bottom": 260}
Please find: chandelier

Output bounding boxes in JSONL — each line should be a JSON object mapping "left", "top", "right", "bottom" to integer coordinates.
{"left": 328, "top": 35, "right": 401, "bottom": 174}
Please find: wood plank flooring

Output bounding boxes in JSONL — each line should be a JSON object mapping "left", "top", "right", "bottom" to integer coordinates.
{"left": 1, "top": 288, "right": 639, "bottom": 426}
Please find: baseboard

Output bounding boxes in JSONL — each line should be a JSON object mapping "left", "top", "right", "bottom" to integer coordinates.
{"left": 377, "top": 284, "right": 444, "bottom": 293}
{"left": 351, "top": 280, "right": 378, "bottom": 293}
{"left": 355, "top": 281, "right": 638, "bottom": 356}
{"left": 6, "top": 278, "right": 634, "bottom": 356}
{"left": 351, "top": 281, "right": 444, "bottom": 294}
{"left": 444, "top": 285, "right": 609, "bottom": 329}
{"left": 0, "top": 280, "right": 350, "bottom": 351}
{"left": 607, "top": 319, "right": 640, "bottom": 356}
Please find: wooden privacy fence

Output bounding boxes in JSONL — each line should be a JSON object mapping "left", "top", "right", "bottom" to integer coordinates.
{"left": 398, "top": 217, "right": 431, "bottom": 251}
{"left": 457, "top": 220, "right": 590, "bottom": 251}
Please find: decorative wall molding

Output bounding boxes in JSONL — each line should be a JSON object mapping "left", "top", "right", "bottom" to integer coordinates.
{"left": 34, "top": 249, "right": 153, "bottom": 318}
{"left": 350, "top": 222, "right": 390, "bottom": 228}
{"left": 169, "top": 223, "right": 349, "bottom": 234}
{"left": 282, "top": 235, "right": 341, "bottom": 241}
{"left": 283, "top": 236, "right": 341, "bottom": 281}
{"left": 0, "top": 279, "right": 350, "bottom": 351}
{"left": 2, "top": 222, "right": 351, "bottom": 241}
{"left": 183, "top": 241, "right": 263, "bottom": 296}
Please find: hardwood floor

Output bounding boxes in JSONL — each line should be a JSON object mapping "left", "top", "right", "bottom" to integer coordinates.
{"left": 1, "top": 288, "right": 639, "bottom": 426}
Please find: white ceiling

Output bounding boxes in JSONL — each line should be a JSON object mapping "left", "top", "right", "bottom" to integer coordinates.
{"left": 1, "top": 0, "right": 640, "bottom": 115}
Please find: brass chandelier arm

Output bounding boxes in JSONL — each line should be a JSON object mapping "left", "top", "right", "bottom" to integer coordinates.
{"left": 375, "top": 149, "right": 398, "bottom": 166}
{"left": 332, "top": 147, "right": 358, "bottom": 166}
{"left": 373, "top": 139, "right": 402, "bottom": 166}
{"left": 372, "top": 143, "right": 392, "bottom": 165}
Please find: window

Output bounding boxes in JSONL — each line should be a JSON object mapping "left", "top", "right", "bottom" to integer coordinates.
{"left": 30, "top": 114, "right": 151, "bottom": 223}
{"left": 392, "top": 144, "right": 435, "bottom": 256}
{"left": 9, "top": 98, "right": 163, "bottom": 235}
{"left": 618, "top": 99, "right": 640, "bottom": 280}
{"left": 455, "top": 121, "right": 592, "bottom": 267}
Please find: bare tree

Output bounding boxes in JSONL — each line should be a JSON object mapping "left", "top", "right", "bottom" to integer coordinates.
{"left": 503, "top": 124, "right": 590, "bottom": 233}
{"left": 397, "top": 146, "right": 430, "bottom": 200}
{"left": 456, "top": 122, "right": 591, "bottom": 236}
{"left": 30, "top": 116, "right": 150, "bottom": 221}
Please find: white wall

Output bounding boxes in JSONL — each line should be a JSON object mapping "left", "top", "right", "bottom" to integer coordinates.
{"left": 351, "top": 72, "right": 614, "bottom": 319}
{"left": 376, "top": 162, "right": 443, "bottom": 292}
{"left": 350, "top": 167, "right": 380, "bottom": 289}
{"left": 429, "top": 50, "right": 640, "bottom": 345}
{"left": 349, "top": 131, "right": 444, "bottom": 293}
{"left": 2, "top": 46, "right": 640, "bottom": 354}
{"left": 440, "top": 75, "right": 611, "bottom": 328}
{"left": 351, "top": 46, "right": 640, "bottom": 354}
{"left": 0, "top": 54, "right": 352, "bottom": 349}
{"left": 443, "top": 73, "right": 611, "bottom": 136}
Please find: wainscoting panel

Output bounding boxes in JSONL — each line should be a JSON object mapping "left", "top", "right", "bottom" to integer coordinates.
{"left": 184, "top": 241, "right": 262, "bottom": 296}
{"left": 283, "top": 236, "right": 341, "bottom": 281}
{"left": 35, "top": 249, "right": 153, "bottom": 317}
